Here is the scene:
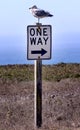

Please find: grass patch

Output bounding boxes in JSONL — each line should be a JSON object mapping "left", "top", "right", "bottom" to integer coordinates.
{"left": 0, "top": 64, "right": 34, "bottom": 83}
{"left": 0, "top": 63, "right": 80, "bottom": 83}
{"left": 42, "top": 63, "right": 80, "bottom": 81}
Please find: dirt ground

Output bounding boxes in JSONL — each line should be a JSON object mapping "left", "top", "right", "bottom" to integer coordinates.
{"left": 0, "top": 78, "right": 80, "bottom": 130}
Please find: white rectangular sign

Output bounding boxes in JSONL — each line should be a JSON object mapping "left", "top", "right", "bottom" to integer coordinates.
{"left": 27, "top": 25, "right": 52, "bottom": 60}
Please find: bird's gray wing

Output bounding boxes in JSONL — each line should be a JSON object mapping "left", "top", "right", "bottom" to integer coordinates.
{"left": 35, "top": 9, "right": 50, "bottom": 17}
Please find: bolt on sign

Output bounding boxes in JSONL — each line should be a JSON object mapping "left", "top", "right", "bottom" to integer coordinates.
{"left": 27, "top": 25, "right": 52, "bottom": 60}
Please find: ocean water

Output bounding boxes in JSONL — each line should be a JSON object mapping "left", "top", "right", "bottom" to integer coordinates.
{"left": 0, "top": 35, "right": 80, "bottom": 65}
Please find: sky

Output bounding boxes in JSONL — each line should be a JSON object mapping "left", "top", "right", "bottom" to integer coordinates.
{"left": 0, "top": 0, "right": 80, "bottom": 65}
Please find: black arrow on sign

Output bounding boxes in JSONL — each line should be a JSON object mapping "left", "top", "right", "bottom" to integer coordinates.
{"left": 31, "top": 48, "right": 47, "bottom": 56}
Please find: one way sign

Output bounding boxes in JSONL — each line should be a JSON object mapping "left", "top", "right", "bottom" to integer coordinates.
{"left": 27, "top": 25, "right": 52, "bottom": 60}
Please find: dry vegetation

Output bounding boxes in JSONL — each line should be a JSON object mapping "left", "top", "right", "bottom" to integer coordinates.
{"left": 0, "top": 63, "right": 80, "bottom": 130}
{"left": 0, "top": 63, "right": 80, "bottom": 82}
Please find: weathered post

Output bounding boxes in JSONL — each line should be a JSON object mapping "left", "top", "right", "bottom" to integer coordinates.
{"left": 34, "top": 57, "right": 42, "bottom": 128}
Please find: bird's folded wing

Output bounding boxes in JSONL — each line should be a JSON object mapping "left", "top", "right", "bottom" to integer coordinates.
{"left": 35, "top": 9, "right": 50, "bottom": 17}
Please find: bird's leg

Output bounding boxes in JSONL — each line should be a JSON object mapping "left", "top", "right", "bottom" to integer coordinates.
{"left": 38, "top": 18, "right": 40, "bottom": 23}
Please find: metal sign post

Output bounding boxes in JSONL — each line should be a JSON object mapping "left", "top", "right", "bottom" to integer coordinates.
{"left": 34, "top": 57, "right": 42, "bottom": 128}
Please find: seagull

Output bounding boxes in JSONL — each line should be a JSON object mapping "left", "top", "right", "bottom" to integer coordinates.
{"left": 29, "top": 5, "right": 53, "bottom": 23}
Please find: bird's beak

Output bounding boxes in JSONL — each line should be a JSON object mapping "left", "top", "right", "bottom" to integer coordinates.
{"left": 29, "top": 7, "right": 31, "bottom": 9}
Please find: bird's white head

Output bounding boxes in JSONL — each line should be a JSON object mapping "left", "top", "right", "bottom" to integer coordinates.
{"left": 29, "top": 5, "right": 38, "bottom": 10}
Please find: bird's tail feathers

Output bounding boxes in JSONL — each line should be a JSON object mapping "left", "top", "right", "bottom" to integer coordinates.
{"left": 48, "top": 14, "right": 53, "bottom": 17}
